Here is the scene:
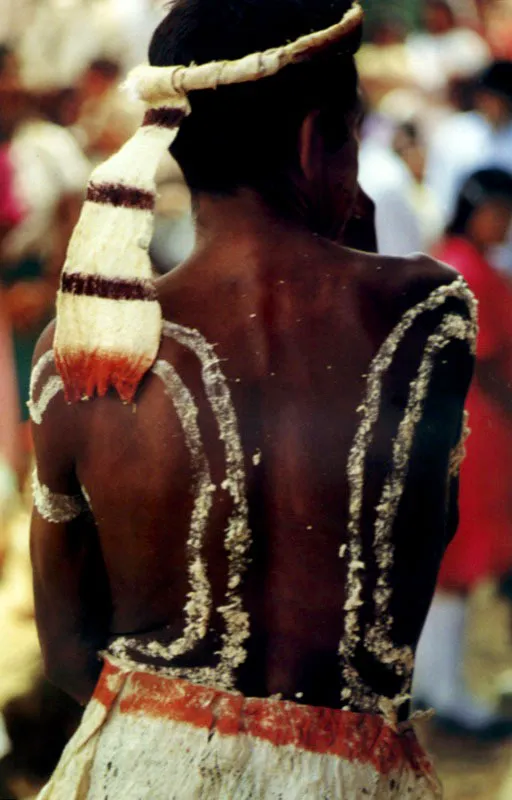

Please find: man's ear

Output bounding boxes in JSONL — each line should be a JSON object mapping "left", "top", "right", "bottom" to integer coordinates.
{"left": 298, "top": 110, "right": 322, "bottom": 182}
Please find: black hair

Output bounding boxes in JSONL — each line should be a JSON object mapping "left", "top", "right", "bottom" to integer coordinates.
{"left": 476, "top": 60, "right": 512, "bottom": 109}
{"left": 149, "top": 0, "right": 362, "bottom": 200}
{"left": 447, "top": 168, "right": 512, "bottom": 236}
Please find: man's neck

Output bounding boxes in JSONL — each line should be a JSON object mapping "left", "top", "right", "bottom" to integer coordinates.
{"left": 193, "top": 189, "right": 313, "bottom": 251}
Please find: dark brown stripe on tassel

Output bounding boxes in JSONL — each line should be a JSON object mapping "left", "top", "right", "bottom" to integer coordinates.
{"left": 143, "top": 107, "right": 186, "bottom": 129}
{"left": 87, "top": 183, "right": 155, "bottom": 211}
{"left": 61, "top": 273, "right": 156, "bottom": 302}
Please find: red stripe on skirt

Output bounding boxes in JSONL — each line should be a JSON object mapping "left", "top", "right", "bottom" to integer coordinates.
{"left": 92, "top": 660, "right": 436, "bottom": 780}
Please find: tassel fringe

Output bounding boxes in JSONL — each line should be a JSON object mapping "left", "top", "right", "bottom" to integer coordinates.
{"left": 55, "top": 351, "right": 154, "bottom": 404}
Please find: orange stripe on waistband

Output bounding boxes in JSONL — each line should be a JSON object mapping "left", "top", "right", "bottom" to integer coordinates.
{"left": 93, "top": 661, "right": 434, "bottom": 779}
{"left": 93, "top": 659, "right": 126, "bottom": 709}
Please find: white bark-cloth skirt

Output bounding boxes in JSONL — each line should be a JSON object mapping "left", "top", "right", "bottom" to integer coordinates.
{"left": 38, "top": 659, "right": 442, "bottom": 799}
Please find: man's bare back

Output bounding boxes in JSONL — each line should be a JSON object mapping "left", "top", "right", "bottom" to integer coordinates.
{"left": 31, "top": 208, "right": 473, "bottom": 715}
{"left": 29, "top": 3, "right": 478, "bottom": 796}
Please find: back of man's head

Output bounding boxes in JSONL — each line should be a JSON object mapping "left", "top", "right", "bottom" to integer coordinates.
{"left": 149, "top": 0, "right": 361, "bottom": 204}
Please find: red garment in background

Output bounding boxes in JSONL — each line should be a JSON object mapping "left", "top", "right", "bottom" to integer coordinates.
{"left": 0, "top": 288, "right": 19, "bottom": 471}
{"left": 0, "top": 144, "right": 22, "bottom": 471}
{"left": 0, "top": 143, "right": 24, "bottom": 229}
{"left": 435, "top": 237, "right": 512, "bottom": 591}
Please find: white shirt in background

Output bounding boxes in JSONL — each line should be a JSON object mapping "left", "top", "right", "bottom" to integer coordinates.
{"left": 426, "top": 111, "right": 512, "bottom": 222}
{"left": 108, "top": 0, "right": 167, "bottom": 69}
{"left": 359, "top": 139, "right": 424, "bottom": 257}
{"left": 0, "top": 0, "right": 35, "bottom": 44}
{"left": 6, "top": 120, "right": 91, "bottom": 260}
{"left": 18, "top": 1, "right": 105, "bottom": 89}
{"left": 16, "top": 0, "right": 166, "bottom": 90}
{"left": 406, "top": 29, "right": 490, "bottom": 95}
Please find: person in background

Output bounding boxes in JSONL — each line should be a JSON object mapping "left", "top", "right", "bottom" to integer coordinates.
{"left": 0, "top": 102, "right": 23, "bottom": 564}
{"left": 0, "top": 289, "right": 20, "bottom": 552}
{"left": 358, "top": 124, "right": 424, "bottom": 256}
{"left": 480, "top": 0, "right": 512, "bottom": 60}
{"left": 107, "top": 0, "right": 168, "bottom": 69}
{"left": 0, "top": 136, "right": 23, "bottom": 247}
{"left": 0, "top": 45, "right": 24, "bottom": 244}
{"left": 0, "top": 47, "right": 27, "bottom": 527}
{"left": 17, "top": 0, "right": 106, "bottom": 91}
{"left": 0, "top": 0, "right": 32, "bottom": 47}
{"left": 356, "top": 15, "right": 415, "bottom": 108}
{"left": 414, "top": 168, "right": 512, "bottom": 738}
{"left": 0, "top": 45, "right": 20, "bottom": 89}
{"left": 393, "top": 121, "right": 444, "bottom": 250}
{"left": 427, "top": 60, "right": 512, "bottom": 223}
{"left": 72, "top": 58, "right": 142, "bottom": 163}
{"left": 2, "top": 86, "right": 90, "bottom": 471}
{"left": 406, "top": 0, "right": 490, "bottom": 101}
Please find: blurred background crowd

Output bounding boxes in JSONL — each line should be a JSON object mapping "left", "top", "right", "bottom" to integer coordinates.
{"left": 1, "top": 0, "right": 512, "bottom": 797}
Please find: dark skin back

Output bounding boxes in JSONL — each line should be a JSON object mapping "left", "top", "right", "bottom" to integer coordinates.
{"left": 31, "top": 123, "right": 472, "bottom": 709}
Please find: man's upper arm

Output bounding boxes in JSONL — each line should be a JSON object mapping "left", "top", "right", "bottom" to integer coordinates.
{"left": 31, "top": 322, "right": 79, "bottom": 488}
{"left": 30, "top": 325, "right": 110, "bottom": 702}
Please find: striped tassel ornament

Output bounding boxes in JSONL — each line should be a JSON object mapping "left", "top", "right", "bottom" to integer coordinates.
{"left": 54, "top": 104, "right": 189, "bottom": 403}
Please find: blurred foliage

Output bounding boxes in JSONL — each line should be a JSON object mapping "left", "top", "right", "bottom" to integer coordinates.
{"left": 362, "top": 0, "right": 421, "bottom": 36}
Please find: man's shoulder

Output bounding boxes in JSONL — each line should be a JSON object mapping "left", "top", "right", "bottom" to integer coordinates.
{"left": 355, "top": 251, "right": 473, "bottom": 328}
{"left": 393, "top": 252, "right": 461, "bottom": 291}
{"left": 395, "top": 252, "right": 473, "bottom": 309}
{"left": 30, "top": 320, "right": 64, "bottom": 427}
{"left": 30, "top": 319, "right": 83, "bottom": 465}
{"left": 33, "top": 319, "right": 56, "bottom": 365}
{"left": 358, "top": 251, "right": 462, "bottom": 295}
